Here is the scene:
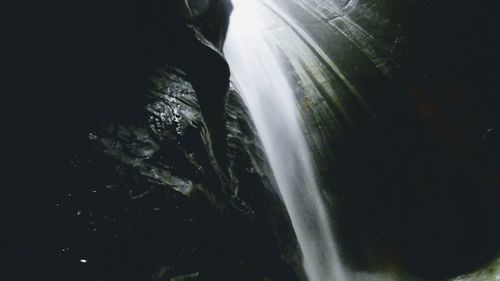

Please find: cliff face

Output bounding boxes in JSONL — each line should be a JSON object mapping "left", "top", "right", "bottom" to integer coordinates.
{"left": 7, "top": 1, "right": 499, "bottom": 280}
{"left": 46, "top": 68, "right": 295, "bottom": 281}
{"left": 5, "top": 1, "right": 298, "bottom": 281}
{"left": 251, "top": 1, "right": 500, "bottom": 279}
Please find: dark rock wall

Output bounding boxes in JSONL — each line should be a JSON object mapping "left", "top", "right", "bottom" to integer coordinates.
{"left": 5, "top": 1, "right": 297, "bottom": 281}
{"left": 255, "top": 0, "right": 498, "bottom": 279}
{"left": 6, "top": 0, "right": 499, "bottom": 281}
{"left": 278, "top": 0, "right": 500, "bottom": 279}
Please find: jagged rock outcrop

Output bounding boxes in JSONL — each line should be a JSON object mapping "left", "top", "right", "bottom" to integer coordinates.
{"left": 49, "top": 65, "right": 297, "bottom": 281}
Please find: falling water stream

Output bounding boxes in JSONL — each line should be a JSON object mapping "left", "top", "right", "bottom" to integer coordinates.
{"left": 224, "top": 0, "right": 347, "bottom": 280}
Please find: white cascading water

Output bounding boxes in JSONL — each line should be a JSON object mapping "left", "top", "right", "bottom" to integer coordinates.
{"left": 223, "top": 0, "right": 348, "bottom": 280}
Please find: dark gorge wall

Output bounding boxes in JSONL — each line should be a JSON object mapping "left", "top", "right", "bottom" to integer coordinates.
{"left": 288, "top": 0, "right": 500, "bottom": 279}
{"left": 5, "top": 0, "right": 499, "bottom": 281}
{"left": 5, "top": 1, "right": 298, "bottom": 281}
{"left": 247, "top": 0, "right": 499, "bottom": 279}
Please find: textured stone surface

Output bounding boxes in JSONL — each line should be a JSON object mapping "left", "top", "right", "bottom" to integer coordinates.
{"left": 6, "top": 0, "right": 499, "bottom": 280}
{"left": 5, "top": 1, "right": 298, "bottom": 280}
{"left": 247, "top": 0, "right": 500, "bottom": 279}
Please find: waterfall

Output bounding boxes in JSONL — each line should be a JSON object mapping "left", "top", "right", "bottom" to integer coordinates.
{"left": 223, "top": 0, "right": 348, "bottom": 280}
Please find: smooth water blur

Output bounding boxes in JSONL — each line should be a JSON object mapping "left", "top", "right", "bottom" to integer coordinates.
{"left": 224, "top": 1, "right": 347, "bottom": 280}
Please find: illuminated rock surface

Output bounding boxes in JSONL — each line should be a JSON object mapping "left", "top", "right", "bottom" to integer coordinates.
{"left": 5, "top": 0, "right": 499, "bottom": 281}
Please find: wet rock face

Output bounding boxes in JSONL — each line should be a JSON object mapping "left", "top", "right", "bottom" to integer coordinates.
{"left": 6, "top": 1, "right": 298, "bottom": 281}
{"left": 275, "top": 0, "right": 500, "bottom": 279}
{"left": 245, "top": 0, "right": 498, "bottom": 279}
{"left": 40, "top": 67, "right": 294, "bottom": 281}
